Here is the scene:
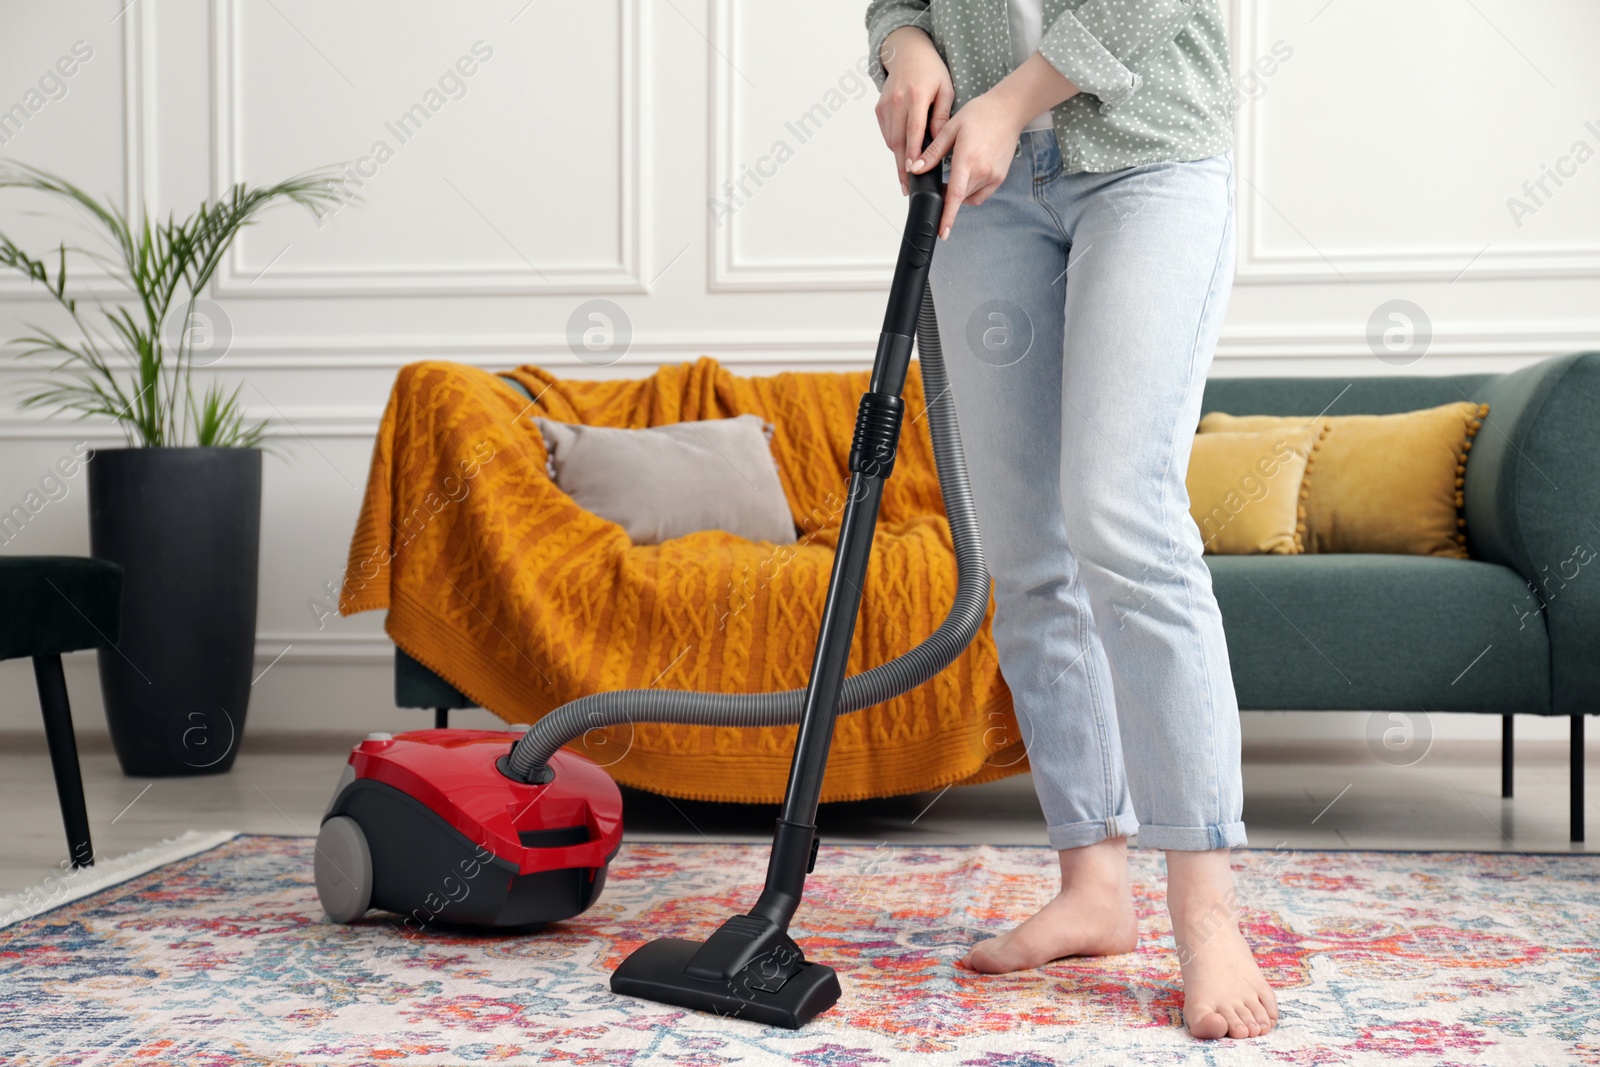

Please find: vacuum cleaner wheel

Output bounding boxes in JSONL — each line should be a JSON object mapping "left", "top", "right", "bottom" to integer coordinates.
{"left": 315, "top": 814, "right": 374, "bottom": 923}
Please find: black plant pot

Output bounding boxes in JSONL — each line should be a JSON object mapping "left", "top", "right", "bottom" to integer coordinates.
{"left": 88, "top": 447, "right": 261, "bottom": 776}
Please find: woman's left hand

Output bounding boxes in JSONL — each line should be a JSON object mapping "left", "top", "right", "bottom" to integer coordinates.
{"left": 907, "top": 90, "right": 1028, "bottom": 240}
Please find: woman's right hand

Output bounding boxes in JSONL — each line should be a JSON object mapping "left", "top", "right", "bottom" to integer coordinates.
{"left": 874, "top": 26, "right": 954, "bottom": 195}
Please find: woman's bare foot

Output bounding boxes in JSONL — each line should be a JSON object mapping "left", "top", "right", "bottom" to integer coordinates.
{"left": 1165, "top": 849, "right": 1277, "bottom": 1040}
{"left": 959, "top": 836, "right": 1139, "bottom": 973}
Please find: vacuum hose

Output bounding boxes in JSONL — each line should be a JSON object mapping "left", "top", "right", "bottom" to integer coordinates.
{"left": 504, "top": 290, "right": 987, "bottom": 783}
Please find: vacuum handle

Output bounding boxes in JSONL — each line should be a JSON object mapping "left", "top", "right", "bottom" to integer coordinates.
{"left": 881, "top": 148, "right": 945, "bottom": 341}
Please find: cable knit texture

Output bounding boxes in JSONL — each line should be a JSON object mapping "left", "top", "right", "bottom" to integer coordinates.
{"left": 340, "top": 358, "right": 1022, "bottom": 803}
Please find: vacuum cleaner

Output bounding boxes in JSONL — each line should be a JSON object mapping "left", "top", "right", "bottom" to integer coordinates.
{"left": 315, "top": 143, "right": 985, "bottom": 1029}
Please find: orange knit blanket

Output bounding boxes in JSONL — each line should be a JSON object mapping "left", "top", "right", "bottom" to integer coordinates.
{"left": 340, "top": 357, "right": 1024, "bottom": 803}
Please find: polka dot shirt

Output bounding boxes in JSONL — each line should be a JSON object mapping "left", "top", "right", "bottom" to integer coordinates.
{"left": 867, "top": 0, "right": 1234, "bottom": 174}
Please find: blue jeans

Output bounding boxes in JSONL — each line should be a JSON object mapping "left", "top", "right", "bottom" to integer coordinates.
{"left": 928, "top": 129, "right": 1244, "bottom": 852}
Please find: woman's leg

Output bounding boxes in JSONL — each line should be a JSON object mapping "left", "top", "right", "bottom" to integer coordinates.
{"left": 1050, "top": 152, "right": 1243, "bottom": 856}
{"left": 929, "top": 131, "right": 1140, "bottom": 967}
{"left": 1046, "top": 150, "right": 1275, "bottom": 1038}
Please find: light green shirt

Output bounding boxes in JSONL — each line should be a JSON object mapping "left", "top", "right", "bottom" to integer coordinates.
{"left": 866, "top": 0, "right": 1234, "bottom": 174}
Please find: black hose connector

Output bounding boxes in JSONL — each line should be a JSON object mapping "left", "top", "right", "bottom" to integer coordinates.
{"left": 848, "top": 392, "right": 904, "bottom": 479}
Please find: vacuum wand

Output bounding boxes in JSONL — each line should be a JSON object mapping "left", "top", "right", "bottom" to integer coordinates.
{"left": 609, "top": 158, "right": 949, "bottom": 1029}
{"left": 749, "top": 166, "right": 944, "bottom": 928}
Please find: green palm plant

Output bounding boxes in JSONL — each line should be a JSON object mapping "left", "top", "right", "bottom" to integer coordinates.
{"left": 0, "top": 164, "right": 343, "bottom": 447}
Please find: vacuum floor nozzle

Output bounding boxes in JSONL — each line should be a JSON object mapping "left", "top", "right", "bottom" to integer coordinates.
{"left": 610, "top": 914, "right": 841, "bottom": 1029}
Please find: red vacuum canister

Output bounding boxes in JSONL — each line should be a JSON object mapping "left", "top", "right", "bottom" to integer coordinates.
{"left": 315, "top": 729, "right": 623, "bottom": 928}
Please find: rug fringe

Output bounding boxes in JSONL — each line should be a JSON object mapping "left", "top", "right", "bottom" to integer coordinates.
{"left": 0, "top": 829, "right": 239, "bottom": 930}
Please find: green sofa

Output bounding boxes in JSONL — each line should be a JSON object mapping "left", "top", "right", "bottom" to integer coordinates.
{"left": 1201, "top": 352, "right": 1598, "bottom": 840}
{"left": 395, "top": 352, "right": 1598, "bottom": 841}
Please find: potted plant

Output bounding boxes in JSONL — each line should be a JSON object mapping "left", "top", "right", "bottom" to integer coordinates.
{"left": 0, "top": 165, "right": 340, "bottom": 776}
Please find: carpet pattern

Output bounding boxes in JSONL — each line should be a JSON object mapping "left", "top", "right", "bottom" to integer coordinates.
{"left": 2, "top": 835, "right": 1597, "bottom": 1065}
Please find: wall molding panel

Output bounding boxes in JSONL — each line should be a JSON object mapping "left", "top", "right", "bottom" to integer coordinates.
{"left": 209, "top": 0, "right": 651, "bottom": 298}
{"left": 0, "top": 1, "right": 155, "bottom": 299}
{"left": 1229, "top": 0, "right": 1600, "bottom": 285}
{"left": 707, "top": 0, "right": 895, "bottom": 292}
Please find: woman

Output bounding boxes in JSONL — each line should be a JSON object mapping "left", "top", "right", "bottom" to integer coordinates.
{"left": 866, "top": 0, "right": 1277, "bottom": 1040}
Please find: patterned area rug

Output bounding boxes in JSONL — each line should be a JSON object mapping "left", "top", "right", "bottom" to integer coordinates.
{"left": 2, "top": 835, "right": 1596, "bottom": 1066}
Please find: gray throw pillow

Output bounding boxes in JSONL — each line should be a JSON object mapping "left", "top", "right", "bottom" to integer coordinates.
{"left": 533, "top": 414, "right": 796, "bottom": 545}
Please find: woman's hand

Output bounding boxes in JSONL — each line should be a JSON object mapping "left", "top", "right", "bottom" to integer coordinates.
{"left": 907, "top": 53, "right": 1080, "bottom": 238}
{"left": 908, "top": 92, "right": 1029, "bottom": 239}
{"left": 874, "top": 26, "right": 954, "bottom": 195}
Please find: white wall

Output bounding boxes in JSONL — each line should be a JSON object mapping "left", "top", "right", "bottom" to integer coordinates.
{"left": 1, "top": 0, "right": 1597, "bottom": 745}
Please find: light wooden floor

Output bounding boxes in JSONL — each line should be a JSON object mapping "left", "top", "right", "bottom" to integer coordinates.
{"left": 1, "top": 732, "right": 1593, "bottom": 898}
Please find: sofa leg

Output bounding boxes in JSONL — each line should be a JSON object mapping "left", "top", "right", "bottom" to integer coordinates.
{"left": 434, "top": 707, "right": 449, "bottom": 730}
{"left": 1574, "top": 713, "right": 1586, "bottom": 844}
{"left": 1501, "top": 715, "right": 1514, "bottom": 799}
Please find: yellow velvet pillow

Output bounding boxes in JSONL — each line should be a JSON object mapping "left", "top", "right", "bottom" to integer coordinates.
{"left": 1199, "top": 402, "right": 1489, "bottom": 558}
{"left": 1185, "top": 425, "right": 1324, "bottom": 554}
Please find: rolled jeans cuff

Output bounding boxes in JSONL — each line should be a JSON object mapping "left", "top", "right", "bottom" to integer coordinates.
{"left": 1047, "top": 812, "right": 1140, "bottom": 851}
{"left": 1135, "top": 820, "right": 1248, "bottom": 851}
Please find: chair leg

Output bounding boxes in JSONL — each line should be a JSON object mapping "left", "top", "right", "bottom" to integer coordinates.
{"left": 1573, "top": 713, "right": 1586, "bottom": 844}
{"left": 33, "top": 654, "right": 94, "bottom": 868}
{"left": 434, "top": 707, "right": 449, "bottom": 730}
{"left": 1501, "top": 715, "right": 1514, "bottom": 798}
